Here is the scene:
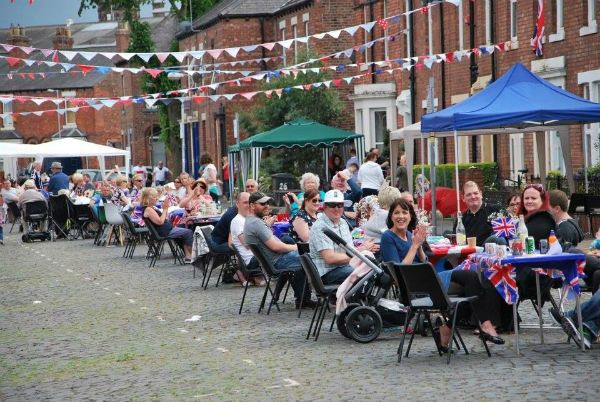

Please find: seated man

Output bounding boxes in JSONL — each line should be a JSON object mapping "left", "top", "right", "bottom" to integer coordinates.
{"left": 454, "top": 181, "right": 501, "bottom": 246}
{"left": 207, "top": 199, "right": 237, "bottom": 254}
{"left": 548, "top": 189, "right": 584, "bottom": 247}
{"left": 310, "top": 190, "right": 378, "bottom": 285}
{"left": 18, "top": 179, "right": 47, "bottom": 231}
{"left": 244, "top": 179, "right": 258, "bottom": 194}
{"left": 229, "top": 192, "right": 263, "bottom": 285}
{"left": 243, "top": 192, "right": 313, "bottom": 308}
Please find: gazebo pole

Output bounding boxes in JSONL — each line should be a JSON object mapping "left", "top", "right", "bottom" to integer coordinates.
{"left": 454, "top": 130, "right": 460, "bottom": 215}
{"left": 420, "top": 132, "right": 425, "bottom": 210}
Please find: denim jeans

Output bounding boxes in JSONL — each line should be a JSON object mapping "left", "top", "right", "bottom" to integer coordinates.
{"left": 568, "top": 288, "right": 600, "bottom": 336}
{"left": 205, "top": 235, "right": 232, "bottom": 254}
{"left": 321, "top": 265, "right": 354, "bottom": 285}
{"left": 273, "top": 250, "right": 308, "bottom": 300}
{"left": 0, "top": 225, "right": 3, "bottom": 241}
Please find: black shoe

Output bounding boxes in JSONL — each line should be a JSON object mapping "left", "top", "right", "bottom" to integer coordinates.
{"left": 479, "top": 330, "right": 505, "bottom": 345}
{"left": 296, "top": 298, "right": 317, "bottom": 309}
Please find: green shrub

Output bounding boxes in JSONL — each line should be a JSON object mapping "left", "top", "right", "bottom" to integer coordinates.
{"left": 412, "top": 162, "right": 498, "bottom": 190}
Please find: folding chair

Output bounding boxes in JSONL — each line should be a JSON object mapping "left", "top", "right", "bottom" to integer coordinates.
{"left": 299, "top": 254, "right": 339, "bottom": 341}
{"left": 232, "top": 246, "right": 266, "bottom": 314}
{"left": 585, "top": 195, "right": 600, "bottom": 235}
{"left": 568, "top": 193, "right": 587, "bottom": 232}
{"left": 48, "top": 194, "right": 78, "bottom": 240}
{"left": 121, "top": 212, "right": 149, "bottom": 259}
{"left": 144, "top": 219, "right": 185, "bottom": 268}
{"left": 200, "top": 226, "right": 235, "bottom": 290}
{"left": 248, "top": 243, "right": 295, "bottom": 314}
{"left": 7, "top": 202, "right": 22, "bottom": 233}
{"left": 296, "top": 242, "right": 311, "bottom": 318}
{"left": 396, "top": 262, "right": 491, "bottom": 364}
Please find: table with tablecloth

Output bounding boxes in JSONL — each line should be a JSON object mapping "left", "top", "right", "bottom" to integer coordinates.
{"left": 458, "top": 252, "right": 587, "bottom": 353}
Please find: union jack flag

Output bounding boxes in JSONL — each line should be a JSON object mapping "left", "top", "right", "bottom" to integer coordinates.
{"left": 169, "top": 209, "right": 185, "bottom": 227}
{"left": 491, "top": 217, "right": 517, "bottom": 239}
{"left": 484, "top": 262, "right": 519, "bottom": 304}
{"left": 530, "top": 0, "right": 545, "bottom": 56}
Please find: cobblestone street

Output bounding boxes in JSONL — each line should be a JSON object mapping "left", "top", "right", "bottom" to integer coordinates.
{"left": 1, "top": 232, "right": 599, "bottom": 401}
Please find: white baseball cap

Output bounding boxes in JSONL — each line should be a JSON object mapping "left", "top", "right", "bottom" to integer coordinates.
{"left": 323, "top": 190, "right": 351, "bottom": 207}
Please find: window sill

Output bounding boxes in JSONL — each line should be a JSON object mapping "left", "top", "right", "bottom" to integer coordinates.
{"left": 549, "top": 30, "right": 564, "bottom": 43}
{"left": 580, "top": 21, "right": 598, "bottom": 36}
{"left": 509, "top": 39, "right": 519, "bottom": 50}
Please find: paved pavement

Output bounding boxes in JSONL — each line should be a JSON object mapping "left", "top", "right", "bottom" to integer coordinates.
{"left": 1, "top": 231, "right": 599, "bottom": 401}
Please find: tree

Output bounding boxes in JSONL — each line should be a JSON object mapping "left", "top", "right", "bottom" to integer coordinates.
{"left": 239, "top": 55, "right": 348, "bottom": 180}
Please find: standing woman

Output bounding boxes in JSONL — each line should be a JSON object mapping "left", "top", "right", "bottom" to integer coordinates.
{"left": 380, "top": 199, "right": 504, "bottom": 350}
{"left": 288, "top": 189, "right": 320, "bottom": 242}
{"left": 357, "top": 151, "right": 384, "bottom": 197}
{"left": 222, "top": 155, "right": 230, "bottom": 201}
{"left": 200, "top": 153, "right": 219, "bottom": 202}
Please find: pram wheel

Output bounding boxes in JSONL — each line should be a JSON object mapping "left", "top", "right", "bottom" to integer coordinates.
{"left": 336, "top": 303, "right": 359, "bottom": 339}
{"left": 22, "top": 234, "right": 30, "bottom": 243}
{"left": 345, "top": 306, "right": 382, "bottom": 343}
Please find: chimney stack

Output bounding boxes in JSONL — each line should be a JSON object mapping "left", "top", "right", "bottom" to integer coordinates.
{"left": 53, "top": 26, "right": 74, "bottom": 50}
{"left": 8, "top": 24, "right": 31, "bottom": 47}
{"left": 115, "top": 20, "right": 130, "bottom": 52}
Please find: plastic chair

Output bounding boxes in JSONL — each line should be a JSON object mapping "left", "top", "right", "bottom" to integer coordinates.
{"left": 103, "top": 203, "right": 124, "bottom": 246}
{"left": 121, "top": 212, "right": 149, "bottom": 258}
{"left": 396, "top": 262, "right": 491, "bottom": 364}
{"left": 299, "top": 254, "right": 339, "bottom": 341}
{"left": 248, "top": 243, "right": 295, "bottom": 314}
{"left": 199, "top": 226, "right": 234, "bottom": 290}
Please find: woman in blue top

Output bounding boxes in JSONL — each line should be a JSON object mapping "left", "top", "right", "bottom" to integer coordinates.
{"left": 381, "top": 199, "right": 504, "bottom": 350}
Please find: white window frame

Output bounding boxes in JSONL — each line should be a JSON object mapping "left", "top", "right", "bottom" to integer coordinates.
{"left": 579, "top": 69, "right": 600, "bottom": 167}
{"left": 362, "top": 6, "right": 370, "bottom": 70}
{"left": 63, "top": 90, "right": 76, "bottom": 128}
{"left": 1, "top": 98, "right": 14, "bottom": 130}
{"left": 545, "top": 76, "right": 567, "bottom": 174}
{"left": 279, "top": 20, "right": 286, "bottom": 67}
{"left": 292, "top": 21, "right": 298, "bottom": 64}
{"left": 549, "top": 0, "right": 564, "bottom": 42}
{"left": 509, "top": 133, "right": 525, "bottom": 183}
{"left": 303, "top": 13, "right": 310, "bottom": 52}
{"left": 580, "top": 0, "right": 598, "bottom": 36}
{"left": 510, "top": 0, "right": 519, "bottom": 47}
{"left": 383, "top": 0, "right": 389, "bottom": 60}
{"left": 372, "top": 109, "right": 387, "bottom": 150}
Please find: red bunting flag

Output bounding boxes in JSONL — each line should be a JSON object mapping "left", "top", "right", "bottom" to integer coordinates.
{"left": 377, "top": 19, "right": 389, "bottom": 31}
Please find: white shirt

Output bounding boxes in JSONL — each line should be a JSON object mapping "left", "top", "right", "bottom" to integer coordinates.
{"left": 153, "top": 166, "right": 169, "bottom": 182}
{"left": 357, "top": 161, "right": 384, "bottom": 190}
{"left": 132, "top": 165, "right": 146, "bottom": 181}
{"left": 230, "top": 214, "right": 253, "bottom": 264}
{"left": 176, "top": 186, "right": 187, "bottom": 200}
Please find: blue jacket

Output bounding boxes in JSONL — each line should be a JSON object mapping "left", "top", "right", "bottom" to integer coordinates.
{"left": 47, "top": 172, "right": 69, "bottom": 194}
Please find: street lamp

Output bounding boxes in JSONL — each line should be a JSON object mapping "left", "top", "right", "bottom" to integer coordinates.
{"left": 47, "top": 88, "right": 61, "bottom": 138}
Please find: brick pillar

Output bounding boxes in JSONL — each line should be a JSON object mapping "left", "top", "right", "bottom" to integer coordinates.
{"left": 8, "top": 25, "right": 31, "bottom": 47}
{"left": 115, "top": 21, "right": 130, "bottom": 53}
{"left": 52, "top": 27, "right": 74, "bottom": 50}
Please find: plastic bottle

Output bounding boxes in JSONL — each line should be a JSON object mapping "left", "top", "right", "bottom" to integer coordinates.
{"left": 548, "top": 230, "right": 557, "bottom": 245}
{"left": 455, "top": 212, "right": 466, "bottom": 246}
{"left": 517, "top": 214, "right": 528, "bottom": 242}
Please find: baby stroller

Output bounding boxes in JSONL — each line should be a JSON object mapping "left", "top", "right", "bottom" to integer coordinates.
{"left": 21, "top": 200, "right": 52, "bottom": 242}
{"left": 323, "top": 229, "right": 407, "bottom": 343}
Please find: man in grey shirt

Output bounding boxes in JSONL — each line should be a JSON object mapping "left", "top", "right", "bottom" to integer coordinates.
{"left": 310, "top": 190, "right": 377, "bottom": 285}
{"left": 244, "top": 192, "right": 313, "bottom": 308}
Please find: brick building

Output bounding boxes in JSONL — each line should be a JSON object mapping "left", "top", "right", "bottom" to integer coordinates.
{"left": 176, "top": 0, "right": 357, "bottom": 176}
{"left": 0, "top": 11, "right": 177, "bottom": 175}
{"left": 348, "top": 0, "right": 600, "bottom": 183}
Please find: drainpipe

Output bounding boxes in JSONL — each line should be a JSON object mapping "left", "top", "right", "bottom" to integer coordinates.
{"left": 408, "top": 0, "right": 416, "bottom": 132}
{"left": 260, "top": 17, "right": 266, "bottom": 71}
{"left": 440, "top": 2, "right": 447, "bottom": 163}
{"left": 469, "top": 0, "right": 478, "bottom": 162}
{"left": 369, "top": 0, "right": 376, "bottom": 84}
{"left": 490, "top": 0, "right": 498, "bottom": 163}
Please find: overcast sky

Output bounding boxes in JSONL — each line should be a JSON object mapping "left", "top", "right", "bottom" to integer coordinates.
{"left": 0, "top": 0, "right": 155, "bottom": 28}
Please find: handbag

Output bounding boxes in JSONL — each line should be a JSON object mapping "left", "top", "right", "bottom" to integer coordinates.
{"left": 192, "top": 225, "right": 213, "bottom": 259}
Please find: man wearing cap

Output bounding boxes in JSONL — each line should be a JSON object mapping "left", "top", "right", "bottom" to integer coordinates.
{"left": 244, "top": 192, "right": 314, "bottom": 308}
{"left": 47, "top": 162, "right": 69, "bottom": 194}
{"left": 310, "top": 189, "right": 378, "bottom": 285}
{"left": 18, "top": 179, "right": 47, "bottom": 230}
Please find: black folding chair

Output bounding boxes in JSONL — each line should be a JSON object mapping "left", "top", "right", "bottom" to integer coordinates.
{"left": 48, "top": 194, "right": 78, "bottom": 240}
{"left": 299, "top": 254, "right": 339, "bottom": 341}
{"left": 144, "top": 219, "right": 185, "bottom": 268}
{"left": 585, "top": 195, "right": 600, "bottom": 235}
{"left": 232, "top": 246, "right": 266, "bottom": 314}
{"left": 396, "top": 262, "right": 491, "bottom": 364}
{"left": 296, "top": 242, "right": 310, "bottom": 318}
{"left": 121, "top": 212, "right": 149, "bottom": 259}
{"left": 248, "top": 243, "right": 295, "bottom": 314}
{"left": 199, "top": 226, "right": 235, "bottom": 290}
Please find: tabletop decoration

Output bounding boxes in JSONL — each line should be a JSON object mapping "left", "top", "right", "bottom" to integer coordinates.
{"left": 488, "top": 210, "right": 517, "bottom": 239}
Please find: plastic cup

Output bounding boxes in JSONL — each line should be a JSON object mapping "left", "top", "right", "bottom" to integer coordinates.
{"left": 467, "top": 237, "right": 477, "bottom": 247}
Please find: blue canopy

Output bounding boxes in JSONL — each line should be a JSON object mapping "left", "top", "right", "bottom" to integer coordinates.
{"left": 421, "top": 63, "right": 600, "bottom": 132}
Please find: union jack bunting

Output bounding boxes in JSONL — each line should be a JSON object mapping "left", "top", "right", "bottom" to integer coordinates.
{"left": 491, "top": 217, "right": 517, "bottom": 239}
{"left": 530, "top": 0, "right": 545, "bottom": 56}
{"left": 169, "top": 209, "right": 185, "bottom": 227}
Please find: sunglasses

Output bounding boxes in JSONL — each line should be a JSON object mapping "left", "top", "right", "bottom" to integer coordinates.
{"left": 525, "top": 183, "right": 544, "bottom": 192}
{"left": 310, "top": 199, "right": 322, "bottom": 204}
{"left": 134, "top": 179, "right": 143, "bottom": 182}
{"left": 325, "top": 203, "right": 344, "bottom": 209}
{"left": 174, "top": 181, "right": 181, "bottom": 184}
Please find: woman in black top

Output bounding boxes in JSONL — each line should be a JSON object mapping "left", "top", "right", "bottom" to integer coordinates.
{"left": 289, "top": 189, "right": 320, "bottom": 242}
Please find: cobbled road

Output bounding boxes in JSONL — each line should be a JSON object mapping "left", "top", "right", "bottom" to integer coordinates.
{"left": 1, "top": 231, "right": 599, "bottom": 401}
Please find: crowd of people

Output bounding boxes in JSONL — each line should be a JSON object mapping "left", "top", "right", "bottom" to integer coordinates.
{"left": 2, "top": 148, "right": 599, "bottom": 351}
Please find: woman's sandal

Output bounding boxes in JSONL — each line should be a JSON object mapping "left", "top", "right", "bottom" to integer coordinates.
{"left": 479, "top": 330, "right": 505, "bottom": 345}
{"left": 432, "top": 327, "right": 451, "bottom": 354}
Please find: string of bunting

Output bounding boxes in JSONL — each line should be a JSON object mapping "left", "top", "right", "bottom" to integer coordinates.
{"left": 0, "top": 0, "right": 458, "bottom": 64}
{"left": 0, "top": 38, "right": 512, "bottom": 119}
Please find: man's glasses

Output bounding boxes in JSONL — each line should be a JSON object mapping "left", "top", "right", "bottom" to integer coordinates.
{"left": 325, "top": 203, "right": 344, "bottom": 209}
{"left": 508, "top": 202, "right": 520, "bottom": 207}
